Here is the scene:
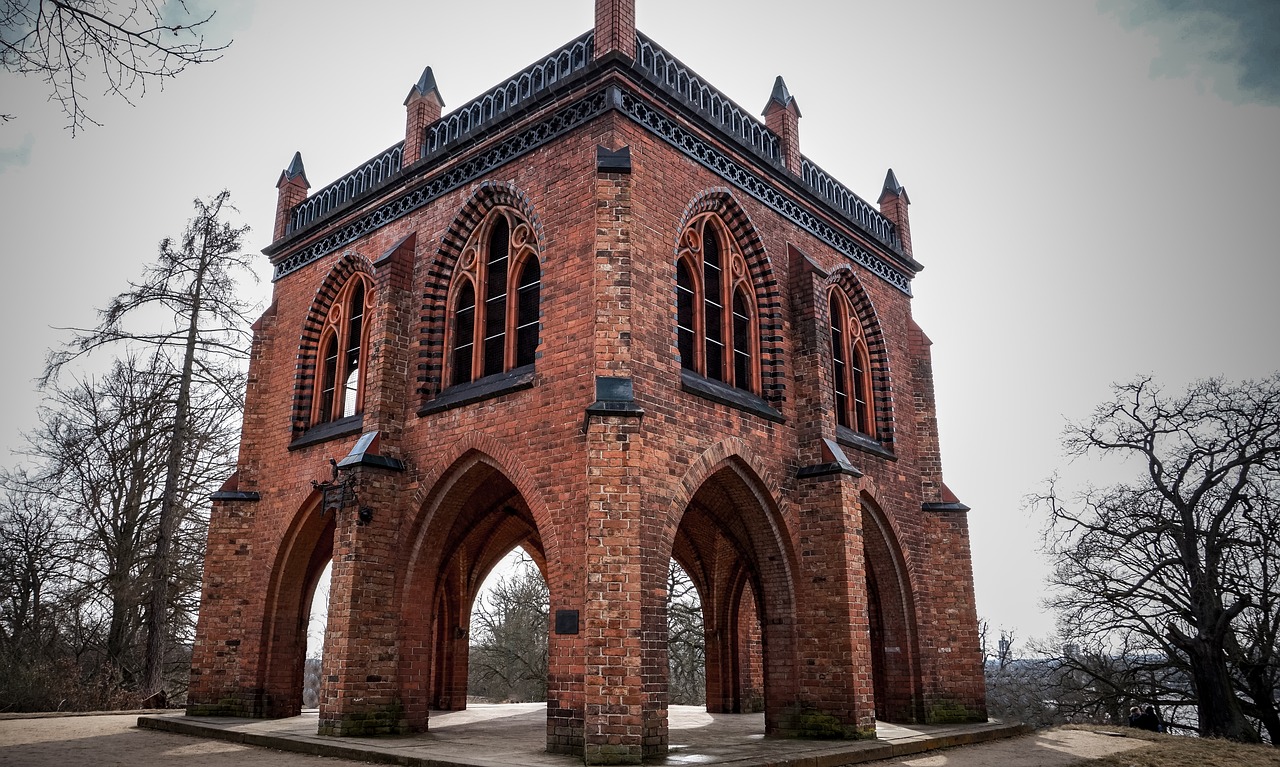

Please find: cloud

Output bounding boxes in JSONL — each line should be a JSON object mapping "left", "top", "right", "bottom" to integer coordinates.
{"left": 0, "top": 132, "right": 34, "bottom": 173}
{"left": 1102, "top": 0, "right": 1280, "bottom": 106}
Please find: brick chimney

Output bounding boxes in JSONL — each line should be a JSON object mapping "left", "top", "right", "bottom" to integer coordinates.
{"left": 878, "top": 168, "right": 912, "bottom": 258}
{"left": 403, "top": 66, "right": 444, "bottom": 166}
{"left": 594, "top": 0, "right": 636, "bottom": 60}
{"left": 762, "top": 76, "right": 802, "bottom": 175}
{"left": 274, "top": 152, "right": 309, "bottom": 242}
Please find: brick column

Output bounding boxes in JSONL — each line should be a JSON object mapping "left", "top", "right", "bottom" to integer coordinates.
{"left": 788, "top": 469, "right": 877, "bottom": 739}
{"left": 878, "top": 169, "right": 913, "bottom": 258}
{"left": 594, "top": 0, "right": 636, "bottom": 60}
{"left": 273, "top": 152, "right": 309, "bottom": 242}
{"left": 762, "top": 77, "right": 802, "bottom": 175}
{"left": 318, "top": 465, "right": 407, "bottom": 736}
{"left": 187, "top": 494, "right": 263, "bottom": 716}
{"left": 403, "top": 67, "right": 444, "bottom": 167}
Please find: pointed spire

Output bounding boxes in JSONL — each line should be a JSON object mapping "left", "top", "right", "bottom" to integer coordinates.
{"left": 277, "top": 151, "right": 309, "bottom": 188}
{"left": 878, "top": 167, "right": 913, "bottom": 257}
{"left": 404, "top": 66, "right": 445, "bottom": 107}
{"left": 879, "top": 168, "right": 909, "bottom": 204}
{"left": 763, "top": 75, "right": 802, "bottom": 117}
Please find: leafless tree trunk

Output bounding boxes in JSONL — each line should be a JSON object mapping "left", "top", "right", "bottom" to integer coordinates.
{"left": 43, "top": 190, "right": 253, "bottom": 701}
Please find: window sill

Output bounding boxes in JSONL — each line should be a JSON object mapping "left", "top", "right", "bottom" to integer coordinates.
{"left": 419, "top": 365, "right": 535, "bottom": 416}
{"left": 835, "top": 425, "right": 896, "bottom": 461}
{"left": 289, "top": 413, "right": 364, "bottom": 451}
{"left": 680, "top": 369, "right": 784, "bottom": 423}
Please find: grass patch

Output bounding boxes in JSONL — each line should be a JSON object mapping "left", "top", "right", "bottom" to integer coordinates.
{"left": 1062, "top": 725, "right": 1280, "bottom": 767}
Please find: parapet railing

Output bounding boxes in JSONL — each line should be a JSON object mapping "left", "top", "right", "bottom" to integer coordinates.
{"left": 289, "top": 144, "right": 403, "bottom": 235}
{"left": 421, "top": 31, "right": 595, "bottom": 159}
{"left": 633, "top": 32, "right": 780, "bottom": 164}
{"left": 801, "top": 157, "right": 898, "bottom": 250}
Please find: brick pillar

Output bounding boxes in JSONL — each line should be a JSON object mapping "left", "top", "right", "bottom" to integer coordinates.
{"left": 274, "top": 152, "right": 309, "bottom": 242}
{"left": 917, "top": 507, "right": 987, "bottom": 723}
{"left": 318, "top": 465, "right": 407, "bottom": 736}
{"left": 594, "top": 0, "right": 636, "bottom": 60}
{"left": 878, "top": 169, "right": 913, "bottom": 258}
{"left": 187, "top": 495, "right": 263, "bottom": 716}
{"left": 762, "top": 76, "right": 802, "bottom": 175}
{"left": 788, "top": 470, "right": 877, "bottom": 738}
{"left": 403, "top": 67, "right": 444, "bottom": 167}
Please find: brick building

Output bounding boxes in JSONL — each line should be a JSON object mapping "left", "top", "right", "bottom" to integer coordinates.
{"left": 188, "top": 1, "right": 987, "bottom": 762}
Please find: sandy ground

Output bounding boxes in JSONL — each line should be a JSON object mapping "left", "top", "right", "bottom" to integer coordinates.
{"left": 863, "top": 728, "right": 1147, "bottom": 766}
{"left": 0, "top": 713, "right": 1148, "bottom": 767}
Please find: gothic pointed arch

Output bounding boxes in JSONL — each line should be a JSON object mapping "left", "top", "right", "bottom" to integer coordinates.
{"left": 859, "top": 492, "right": 923, "bottom": 722}
{"left": 675, "top": 189, "right": 783, "bottom": 404}
{"left": 291, "top": 253, "right": 376, "bottom": 438}
{"left": 826, "top": 266, "right": 895, "bottom": 448}
{"left": 420, "top": 182, "right": 544, "bottom": 400}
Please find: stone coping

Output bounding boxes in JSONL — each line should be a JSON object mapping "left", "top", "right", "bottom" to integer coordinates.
{"left": 139, "top": 704, "right": 1029, "bottom": 767}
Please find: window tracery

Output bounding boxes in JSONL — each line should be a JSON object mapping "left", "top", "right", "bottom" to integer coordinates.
{"left": 829, "top": 289, "right": 874, "bottom": 436}
{"left": 676, "top": 213, "right": 758, "bottom": 394}
{"left": 313, "top": 274, "right": 373, "bottom": 425}
{"left": 447, "top": 208, "right": 540, "bottom": 386}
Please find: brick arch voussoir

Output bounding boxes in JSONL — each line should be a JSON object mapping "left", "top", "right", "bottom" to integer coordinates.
{"left": 400, "top": 431, "right": 558, "bottom": 592}
{"left": 826, "top": 265, "right": 896, "bottom": 447}
{"left": 676, "top": 188, "right": 785, "bottom": 406}
{"left": 418, "top": 181, "right": 545, "bottom": 399}
{"left": 664, "top": 438, "right": 795, "bottom": 580}
{"left": 291, "top": 252, "right": 376, "bottom": 436}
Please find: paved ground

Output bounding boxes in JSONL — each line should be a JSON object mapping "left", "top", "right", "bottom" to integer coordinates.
{"left": 0, "top": 707, "right": 1148, "bottom": 767}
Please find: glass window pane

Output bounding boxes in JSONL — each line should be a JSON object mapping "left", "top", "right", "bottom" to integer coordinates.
{"left": 452, "top": 283, "right": 475, "bottom": 386}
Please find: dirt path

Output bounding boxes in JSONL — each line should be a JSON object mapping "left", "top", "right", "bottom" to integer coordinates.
{"left": 861, "top": 728, "right": 1147, "bottom": 766}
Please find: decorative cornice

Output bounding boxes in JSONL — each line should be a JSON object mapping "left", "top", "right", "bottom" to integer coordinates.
{"left": 617, "top": 91, "right": 913, "bottom": 295}
{"left": 270, "top": 82, "right": 913, "bottom": 295}
{"left": 271, "top": 90, "right": 611, "bottom": 280}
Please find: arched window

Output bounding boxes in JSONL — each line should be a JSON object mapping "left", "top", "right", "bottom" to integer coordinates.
{"left": 447, "top": 208, "right": 540, "bottom": 386}
{"left": 675, "top": 213, "right": 758, "bottom": 394}
{"left": 829, "top": 290, "right": 874, "bottom": 436}
{"left": 313, "top": 274, "right": 373, "bottom": 424}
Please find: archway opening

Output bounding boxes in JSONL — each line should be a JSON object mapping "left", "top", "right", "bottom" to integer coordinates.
{"left": 399, "top": 455, "right": 549, "bottom": 728}
{"left": 667, "top": 558, "right": 705, "bottom": 706}
{"left": 467, "top": 546, "right": 549, "bottom": 704}
{"left": 302, "top": 560, "right": 332, "bottom": 709}
{"left": 670, "top": 462, "right": 794, "bottom": 733}
{"left": 862, "top": 501, "right": 922, "bottom": 723}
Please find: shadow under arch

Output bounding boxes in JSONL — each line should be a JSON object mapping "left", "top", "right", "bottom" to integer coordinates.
{"left": 665, "top": 448, "right": 798, "bottom": 734}
{"left": 397, "top": 448, "right": 553, "bottom": 731}
{"left": 860, "top": 492, "right": 923, "bottom": 722}
{"left": 256, "top": 489, "right": 336, "bottom": 718}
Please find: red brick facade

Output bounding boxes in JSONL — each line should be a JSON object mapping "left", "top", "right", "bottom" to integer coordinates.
{"left": 188, "top": 2, "right": 986, "bottom": 762}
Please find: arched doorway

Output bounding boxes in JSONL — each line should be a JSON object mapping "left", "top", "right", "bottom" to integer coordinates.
{"left": 861, "top": 497, "right": 922, "bottom": 723}
{"left": 669, "top": 459, "right": 796, "bottom": 734}
{"left": 399, "top": 453, "right": 549, "bottom": 730}
{"left": 258, "top": 496, "right": 336, "bottom": 718}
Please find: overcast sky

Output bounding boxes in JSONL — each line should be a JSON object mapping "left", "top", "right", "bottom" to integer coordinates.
{"left": 2, "top": 1, "right": 1277, "bottom": 644}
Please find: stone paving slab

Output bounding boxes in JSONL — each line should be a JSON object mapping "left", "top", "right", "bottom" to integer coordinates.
{"left": 138, "top": 704, "right": 1029, "bottom": 767}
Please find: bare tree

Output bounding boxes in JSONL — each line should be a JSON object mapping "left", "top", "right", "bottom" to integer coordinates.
{"left": 468, "top": 553, "right": 549, "bottom": 703}
{"left": 1037, "top": 374, "right": 1280, "bottom": 743}
{"left": 1, "top": 352, "right": 238, "bottom": 709}
{"left": 43, "top": 190, "right": 254, "bottom": 701}
{"left": 667, "top": 560, "right": 705, "bottom": 705}
{"left": 1, "top": 0, "right": 230, "bottom": 133}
